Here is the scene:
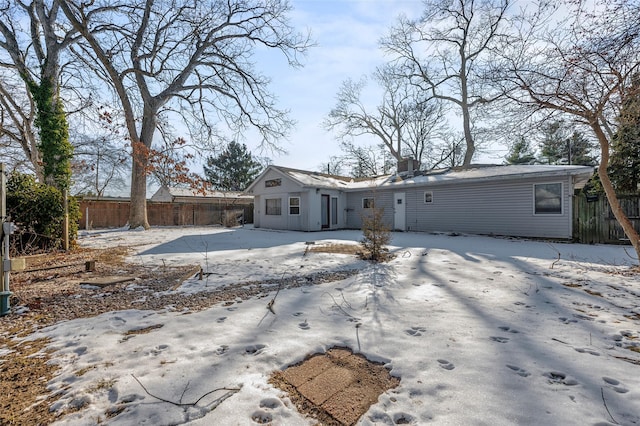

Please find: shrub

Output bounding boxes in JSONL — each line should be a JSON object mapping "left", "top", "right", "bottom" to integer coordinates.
{"left": 6, "top": 172, "right": 79, "bottom": 254}
{"left": 360, "top": 206, "right": 392, "bottom": 262}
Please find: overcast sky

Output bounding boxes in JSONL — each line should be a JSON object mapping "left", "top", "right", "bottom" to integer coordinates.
{"left": 248, "top": 0, "right": 426, "bottom": 172}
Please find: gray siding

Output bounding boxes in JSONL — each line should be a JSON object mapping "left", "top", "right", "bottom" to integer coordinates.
{"left": 402, "top": 176, "right": 573, "bottom": 238}
{"left": 346, "top": 190, "right": 394, "bottom": 230}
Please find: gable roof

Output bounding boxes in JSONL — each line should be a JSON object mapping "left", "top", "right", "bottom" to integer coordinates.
{"left": 245, "top": 165, "right": 386, "bottom": 192}
{"left": 246, "top": 164, "right": 594, "bottom": 193}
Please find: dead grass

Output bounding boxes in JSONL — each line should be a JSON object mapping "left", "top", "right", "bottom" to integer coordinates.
{"left": 307, "top": 243, "right": 363, "bottom": 256}
{"left": 0, "top": 336, "right": 59, "bottom": 425}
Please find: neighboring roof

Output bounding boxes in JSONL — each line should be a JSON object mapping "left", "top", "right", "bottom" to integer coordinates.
{"left": 153, "top": 186, "right": 253, "bottom": 199}
{"left": 247, "top": 164, "right": 594, "bottom": 192}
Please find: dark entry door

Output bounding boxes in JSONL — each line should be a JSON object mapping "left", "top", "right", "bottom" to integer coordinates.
{"left": 321, "top": 194, "right": 330, "bottom": 229}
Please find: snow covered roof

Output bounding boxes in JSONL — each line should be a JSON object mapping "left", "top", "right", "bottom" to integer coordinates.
{"left": 252, "top": 164, "right": 594, "bottom": 192}
{"left": 246, "top": 166, "right": 388, "bottom": 192}
{"left": 151, "top": 186, "right": 253, "bottom": 201}
{"left": 376, "top": 164, "right": 595, "bottom": 189}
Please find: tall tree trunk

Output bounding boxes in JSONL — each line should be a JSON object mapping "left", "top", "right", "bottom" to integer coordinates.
{"left": 593, "top": 122, "right": 640, "bottom": 260}
{"left": 129, "top": 144, "right": 149, "bottom": 229}
{"left": 461, "top": 103, "right": 475, "bottom": 167}
{"left": 128, "top": 116, "right": 155, "bottom": 229}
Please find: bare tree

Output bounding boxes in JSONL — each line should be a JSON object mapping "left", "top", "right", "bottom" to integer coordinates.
{"left": 59, "top": 0, "right": 310, "bottom": 229}
{"left": 382, "top": 0, "right": 510, "bottom": 167}
{"left": 338, "top": 141, "right": 395, "bottom": 178}
{"left": 325, "top": 64, "right": 446, "bottom": 170}
{"left": 71, "top": 108, "right": 130, "bottom": 197}
{"left": 0, "top": 70, "right": 39, "bottom": 176}
{"left": 318, "top": 157, "right": 345, "bottom": 176}
{"left": 0, "top": 0, "right": 83, "bottom": 185}
{"left": 501, "top": 0, "right": 640, "bottom": 260}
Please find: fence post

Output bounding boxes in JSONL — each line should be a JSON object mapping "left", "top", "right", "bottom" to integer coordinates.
{"left": 1, "top": 163, "right": 11, "bottom": 315}
{"left": 63, "top": 189, "right": 69, "bottom": 251}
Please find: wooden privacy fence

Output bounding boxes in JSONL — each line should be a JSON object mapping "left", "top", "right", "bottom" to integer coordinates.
{"left": 573, "top": 193, "right": 640, "bottom": 244}
{"left": 78, "top": 199, "right": 254, "bottom": 229}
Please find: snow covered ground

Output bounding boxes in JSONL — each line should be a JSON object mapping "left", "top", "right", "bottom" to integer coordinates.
{"left": 34, "top": 226, "right": 640, "bottom": 425}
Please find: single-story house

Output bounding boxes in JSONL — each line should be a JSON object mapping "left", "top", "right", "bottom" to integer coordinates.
{"left": 151, "top": 186, "right": 254, "bottom": 205}
{"left": 244, "top": 164, "right": 594, "bottom": 239}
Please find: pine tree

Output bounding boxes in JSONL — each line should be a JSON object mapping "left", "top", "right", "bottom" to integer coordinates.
{"left": 539, "top": 121, "right": 566, "bottom": 164}
{"left": 203, "top": 142, "right": 263, "bottom": 191}
{"left": 360, "top": 205, "right": 391, "bottom": 262}
{"left": 609, "top": 74, "right": 640, "bottom": 193}
{"left": 539, "top": 121, "right": 597, "bottom": 165}
{"left": 565, "top": 131, "right": 597, "bottom": 166}
{"left": 505, "top": 136, "right": 536, "bottom": 164}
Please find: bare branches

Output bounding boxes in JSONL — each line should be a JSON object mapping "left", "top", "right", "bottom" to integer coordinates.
{"left": 382, "top": 0, "right": 511, "bottom": 166}
{"left": 132, "top": 374, "right": 242, "bottom": 408}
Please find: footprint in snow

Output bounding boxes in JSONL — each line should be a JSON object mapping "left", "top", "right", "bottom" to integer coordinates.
{"left": 259, "top": 398, "right": 282, "bottom": 409}
{"left": 574, "top": 347, "right": 600, "bottom": 356}
{"left": 393, "top": 413, "right": 416, "bottom": 424}
{"left": 292, "top": 312, "right": 304, "bottom": 317}
{"left": 603, "top": 377, "right": 629, "bottom": 394}
{"left": 298, "top": 320, "right": 310, "bottom": 330}
{"left": 559, "top": 317, "right": 578, "bottom": 324}
{"left": 405, "top": 326, "right": 427, "bottom": 336}
{"left": 149, "top": 344, "right": 169, "bottom": 356}
{"left": 544, "top": 371, "right": 578, "bottom": 386}
{"left": 244, "top": 344, "right": 267, "bottom": 356}
{"left": 216, "top": 316, "right": 227, "bottom": 323}
{"left": 251, "top": 410, "right": 273, "bottom": 424}
{"left": 498, "top": 326, "right": 520, "bottom": 334}
{"left": 215, "top": 345, "right": 229, "bottom": 355}
{"left": 437, "top": 359, "right": 455, "bottom": 370}
{"left": 490, "top": 336, "right": 510, "bottom": 343}
{"left": 506, "top": 364, "right": 531, "bottom": 377}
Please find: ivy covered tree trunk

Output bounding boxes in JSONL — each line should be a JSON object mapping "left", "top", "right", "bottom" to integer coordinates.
{"left": 28, "top": 77, "right": 73, "bottom": 191}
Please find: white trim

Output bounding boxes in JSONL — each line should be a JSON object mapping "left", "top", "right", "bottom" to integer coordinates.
{"left": 288, "top": 196, "right": 300, "bottom": 216}
{"left": 362, "top": 197, "right": 375, "bottom": 209}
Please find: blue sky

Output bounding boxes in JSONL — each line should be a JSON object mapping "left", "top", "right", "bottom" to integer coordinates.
{"left": 250, "top": 0, "right": 425, "bottom": 172}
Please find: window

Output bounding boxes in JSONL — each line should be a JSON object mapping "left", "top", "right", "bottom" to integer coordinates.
{"left": 362, "top": 197, "right": 375, "bottom": 209}
{"left": 424, "top": 191, "right": 433, "bottom": 203}
{"left": 534, "top": 183, "right": 562, "bottom": 214}
{"left": 265, "top": 178, "right": 281, "bottom": 187}
{"left": 289, "top": 197, "right": 300, "bottom": 215}
{"left": 265, "top": 198, "right": 282, "bottom": 215}
{"left": 331, "top": 197, "right": 338, "bottom": 225}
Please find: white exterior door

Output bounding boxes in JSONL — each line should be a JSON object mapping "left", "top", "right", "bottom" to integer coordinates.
{"left": 393, "top": 192, "right": 406, "bottom": 231}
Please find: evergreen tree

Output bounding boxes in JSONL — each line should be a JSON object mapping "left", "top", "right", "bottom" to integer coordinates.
{"left": 609, "top": 74, "right": 640, "bottom": 193}
{"left": 539, "top": 121, "right": 566, "bottom": 164}
{"left": 539, "top": 121, "right": 597, "bottom": 165}
{"left": 505, "top": 136, "right": 536, "bottom": 164}
{"left": 203, "top": 142, "right": 263, "bottom": 191}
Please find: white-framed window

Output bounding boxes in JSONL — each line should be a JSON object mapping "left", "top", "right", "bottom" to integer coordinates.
{"left": 265, "top": 198, "right": 282, "bottom": 215}
{"left": 424, "top": 191, "right": 433, "bottom": 203}
{"left": 534, "top": 183, "right": 563, "bottom": 215}
{"left": 362, "top": 197, "right": 375, "bottom": 209}
{"left": 289, "top": 197, "right": 300, "bottom": 215}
